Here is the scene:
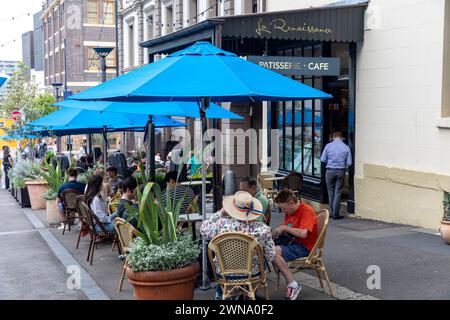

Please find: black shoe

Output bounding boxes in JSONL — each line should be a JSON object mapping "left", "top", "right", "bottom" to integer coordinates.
{"left": 332, "top": 215, "right": 344, "bottom": 220}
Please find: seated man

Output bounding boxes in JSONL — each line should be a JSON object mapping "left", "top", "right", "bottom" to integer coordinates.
{"left": 56, "top": 168, "right": 86, "bottom": 230}
{"left": 240, "top": 177, "right": 271, "bottom": 224}
{"left": 162, "top": 170, "right": 194, "bottom": 214}
{"left": 201, "top": 191, "right": 275, "bottom": 300}
{"left": 115, "top": 177, "right": 138, "bottom": 228}
{"left": 272, "top": 189, "right": 318, "bottom": 300}
{"left": 106, "top": 166, "right": 123, "bottom": 194}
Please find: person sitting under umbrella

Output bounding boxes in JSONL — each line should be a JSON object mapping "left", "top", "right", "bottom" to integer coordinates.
{"left": 85, "top": 175, "right": 118, "bottom": 235}
{"left": 162, "top": 171, "right": 194, "bottom": 215}
{"left": 200, "top": 191, "right": 275, "bottom": 300}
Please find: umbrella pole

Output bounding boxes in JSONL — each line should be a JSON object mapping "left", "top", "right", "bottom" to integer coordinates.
{"left": 102, "top": 126, "right": 108, "bottom": 166}
{"left": 68, "top": 135, "right": 72, "bottom": 163}
{"left": 146, "top": 116, "right": 156, "bottom": 182}
{"left": 200, "top": 97, "right": 211, "bottom": 290}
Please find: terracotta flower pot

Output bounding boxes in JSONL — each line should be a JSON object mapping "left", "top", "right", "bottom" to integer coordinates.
{"left": 440, "top": 220, "right": 450, "bottom": 244}
{"left": 126, "top": 262, "right": 200, "bottom": 300}
{"left": 46, "top": 199, "right": 62, "bottom": 225}
{"left": 25, "top": 181, "right": 48, "bottom": 210}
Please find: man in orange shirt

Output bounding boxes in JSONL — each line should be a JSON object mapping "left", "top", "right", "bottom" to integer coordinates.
{"left": 272, "top": 189, "right": 318, "bottom": 300}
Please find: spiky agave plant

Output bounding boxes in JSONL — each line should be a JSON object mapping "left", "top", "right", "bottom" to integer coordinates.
{"left": 39, "top": 159, "right": 69, "bottom": 200}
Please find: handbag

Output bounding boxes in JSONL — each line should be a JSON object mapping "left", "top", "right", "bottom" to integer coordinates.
{"left": 274, "top": 233, "right": 296, "bottom": 246}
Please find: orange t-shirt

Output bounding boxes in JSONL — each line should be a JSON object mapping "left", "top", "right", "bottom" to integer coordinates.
{"left": 284, "top": 202, "right": 318, "bottom": 252}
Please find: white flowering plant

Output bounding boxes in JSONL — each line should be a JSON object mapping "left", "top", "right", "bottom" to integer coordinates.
{"left": 127, "top": 236, "right": 200, "bottom": 272}
{"left": 125, "top": 160, "right": 200, "bottom": 272}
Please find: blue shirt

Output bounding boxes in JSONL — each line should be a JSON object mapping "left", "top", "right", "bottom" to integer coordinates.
{"left": 57, "top": 180, "right": 86, "bottom": 199}
{"left": 320, "top": 139, "right": 352, "bottom": 169}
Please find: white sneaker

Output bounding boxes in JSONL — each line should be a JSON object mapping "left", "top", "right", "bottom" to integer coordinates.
{"left": 57, "top": 223, "right": 65, "bottom": 230}
{"left": 286, "top": 284, "right": 301, "bottom": 300}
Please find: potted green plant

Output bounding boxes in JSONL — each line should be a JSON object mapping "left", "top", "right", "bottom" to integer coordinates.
{"left": 77, "top": 163, "right": 103, "bottom": 184}
{"left": 440, "top": 192, "right": 450, "bottom": 244}
{"left": 40, "top": 160, "right": 67, "bottom": 225}
{"left": 21, "top": 160, "right": 50, "bottom": 210}
{"left": 125, "top": 180, "right": 200, "bottom": 300}
{"left": 9, "top": 159, "right": 40, "bottom": 208}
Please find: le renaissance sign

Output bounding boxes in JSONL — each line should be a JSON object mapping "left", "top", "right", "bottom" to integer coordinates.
{"left": 221, "top": 6, "right": 367, "bottom": 43}
{"left": 247, "top": 56, "right": 340, "bottom": 76}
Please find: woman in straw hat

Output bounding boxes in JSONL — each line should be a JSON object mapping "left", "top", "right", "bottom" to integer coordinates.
{"left": 200, "top": 191, "right": 275, "bottom": 299}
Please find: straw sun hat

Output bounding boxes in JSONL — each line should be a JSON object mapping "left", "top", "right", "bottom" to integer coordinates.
{"left": 222, "top": 191, "right": 265, "bottom": 222}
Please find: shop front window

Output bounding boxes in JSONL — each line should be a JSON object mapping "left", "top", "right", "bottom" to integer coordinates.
{"left": 274, "top": 43, "right": 323, "bottom": 178}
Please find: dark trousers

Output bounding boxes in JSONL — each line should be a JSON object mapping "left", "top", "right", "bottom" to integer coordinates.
{"left": 4, "top": 165, "right": 10, "bottom": 189}
{"left": 325, "top": 169, "right": 345, "bottom": 217}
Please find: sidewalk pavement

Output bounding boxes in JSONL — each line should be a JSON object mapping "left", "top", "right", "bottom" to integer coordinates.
{"left": 0, "top": 191, "right": 85, "bottom": 300}
{"left": 2, "top": 189, "right": 450, "bottom": 300}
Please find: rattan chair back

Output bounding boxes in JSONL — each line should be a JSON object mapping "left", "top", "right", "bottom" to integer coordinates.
{"left": 108, "top": 192, "right": 122, "bottom": 214}
{"left": 208, "top": 232, "right": 265, "bottom": 280}
{"left": 257, "top": 171, "right": 275, "bottom": 190}
{"left": 61, "top": 188, "right": 82, "bottom": 213}
{"left": 114, "top": 217, "right": 139, "bottom": 253}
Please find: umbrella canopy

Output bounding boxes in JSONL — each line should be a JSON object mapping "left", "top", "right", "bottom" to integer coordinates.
{"left": 27, "top": 124, "right": 162, "bottom": 137}
{"left": 28, "top": 107, "right": 187, "bottom": 130}
{"left": 0, "top": 74, "right": 8, "bottom": 88}
{"left": 68, "top": 42, "right": 331, "bottom": 103}
{"left": 54, "top": 100, "right": 243, "bottom": 119}
{"left": 0, "top": 133, "right": 38, "bottom": 140}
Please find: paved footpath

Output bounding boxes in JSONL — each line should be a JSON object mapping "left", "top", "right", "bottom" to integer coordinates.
{"left": 2, "top": 188, "right": 449, "bottom": 300}
{"left": 0, "top": 190, "right": 85, "bottom": 299}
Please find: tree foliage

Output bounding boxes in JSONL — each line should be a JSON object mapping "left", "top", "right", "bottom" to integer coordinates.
{"left": 0, "top": 62, "right": 56, "bottom": 136}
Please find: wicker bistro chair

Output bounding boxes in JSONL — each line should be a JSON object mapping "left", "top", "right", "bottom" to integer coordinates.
{"left": 274, "top": 209, "right": 334, "bottom": 297}
{"left": 75, "top": 195, "right": 87, "bottom": 250}
{"left": 108, "top": 192, "right": 122, "bottom": 214}
{"left": 79, "top": 201, "right": 116, "bottom": 265}
{"left": 60, "top": 189, "right": 82, "bottom": 235}
{"left": 281, "top": 172, "right": 303, "bottom": 195}
{"left": 207, "top": 232, "right": 269, "bottom": 300}
{"left": 114, "top": 218, "right": 140, "bottom": 292}
{"left": 257, "top": 171, "right": 278, "bottom": 200}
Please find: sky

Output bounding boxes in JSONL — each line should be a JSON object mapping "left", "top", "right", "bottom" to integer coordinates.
{"left": 0, "top": 0, "right": 43, "bottom": 61}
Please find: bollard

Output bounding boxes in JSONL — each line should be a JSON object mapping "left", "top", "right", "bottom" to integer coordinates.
{"left": 223, "top": 170, "right": 236, "bottom": 196}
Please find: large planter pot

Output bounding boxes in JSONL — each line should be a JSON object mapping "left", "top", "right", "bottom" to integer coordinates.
{"left": 440, "top": 220, "right": 450, "bottom": 244}
{"left": 126, "top": 262, "right": 200, "bottom": 300}
{"left": 46, "top": 199, "right": 62, "bottom": 225}
{"left": 17, "top": 187, "right": 31, "bottom": 208}
{"left": 25, "top": 181, "right": 48, "bottom": 210}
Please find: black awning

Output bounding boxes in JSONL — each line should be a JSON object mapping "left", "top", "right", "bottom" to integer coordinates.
{"left": 140, "top": 3, "right": 367, "bottom": 55}
{"left": 222, "top": 3, "right": 367, "bottom": 43}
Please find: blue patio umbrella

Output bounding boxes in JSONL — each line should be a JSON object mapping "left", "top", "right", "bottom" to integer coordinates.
{"left": 28, "top": 107, "right": 187, "bottom": 129}
{"left": 0, "top": 74, "right": 8, "bottom": 88}
{"left": 54, "top": 99, "right": 243, "bottom": 182}
{"left": 67, "top": 42, "right": 332, "bottom": 288}
{"left": 55, "top": 100, "right": 244, "bottom": 119}
{"left": 68, "top": 42, "right": 331, "bottom": 103}
{"left": 28, "top": 108, "right": 186, "bottom": 163}
{"left": 0, "top": 133, "right": 38, "bottom": 140}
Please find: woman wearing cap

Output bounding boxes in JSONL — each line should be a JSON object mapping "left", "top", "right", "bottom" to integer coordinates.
{"left": 200, "top": 191, "right": 275, "bottom": 299}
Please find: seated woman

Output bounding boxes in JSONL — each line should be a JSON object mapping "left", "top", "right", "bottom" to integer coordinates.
{"left": 94, "top": 167, "right": 115, "bottom": 199}
{"left": 85, "top": 175, "right": 118, "bottom": 234}
{"left": 200, "top": 191, "right": 275, "bottom": 300}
